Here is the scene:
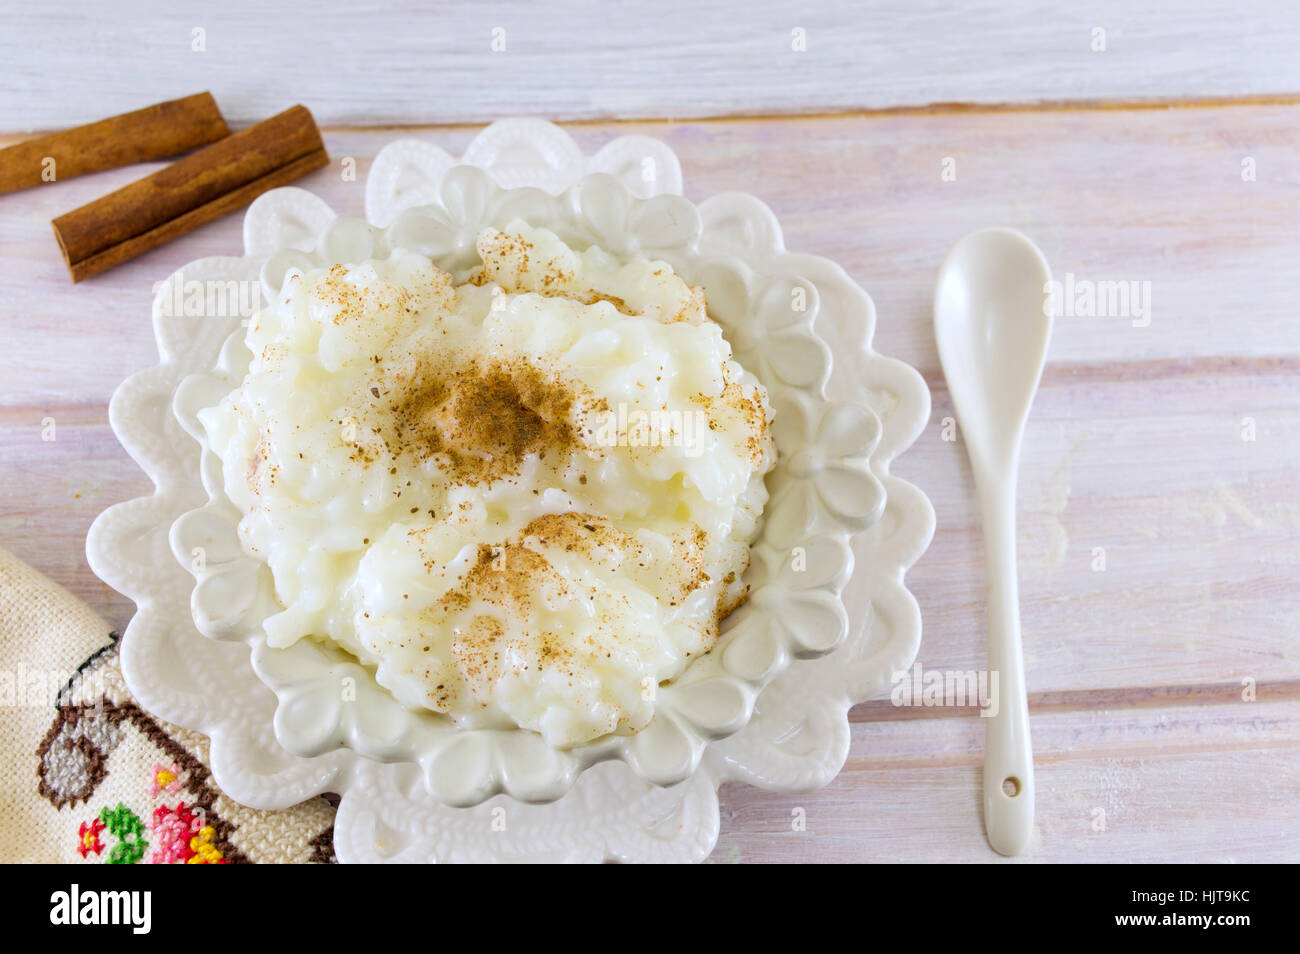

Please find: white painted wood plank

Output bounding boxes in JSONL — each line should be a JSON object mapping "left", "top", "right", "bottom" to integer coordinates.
{"left": 1, "top": 1, "right": 1298, "bottom": 132}
{"left": 713, "top": 697, "right": 1300, "bottom": 862}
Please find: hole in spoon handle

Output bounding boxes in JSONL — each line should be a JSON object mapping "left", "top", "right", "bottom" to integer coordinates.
{"left": 982, "top": 625, "right": 1035, "bottom": 855}
{"left": 980, "top": 482, "right": 1035, "bottom": 856}
{"left": 985, "top": 730, "right": 1035, "bottom": 856}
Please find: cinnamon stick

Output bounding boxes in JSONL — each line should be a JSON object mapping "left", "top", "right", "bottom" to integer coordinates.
{"left": 52, "top": 105, "right": 329, "bottom": 282}
{"left": 0, "top": 93, "right": 228, "bottom": 196}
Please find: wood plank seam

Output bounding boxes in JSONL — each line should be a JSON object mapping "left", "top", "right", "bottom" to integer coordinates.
{"left": 5, "top": 93, "right": 1300, "bottom": 142}
{"left": 850, "top": 679, "right": 1300, "bottom": 722}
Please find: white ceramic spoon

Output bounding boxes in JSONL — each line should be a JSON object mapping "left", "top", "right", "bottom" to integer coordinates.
{"left": 934, "top": 228, "right": 1053, "bottom": 857}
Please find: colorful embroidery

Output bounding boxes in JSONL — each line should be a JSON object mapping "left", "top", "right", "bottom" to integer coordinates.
{"left": 40, "top": 640, "right": 335, "bottom": 864}
{"left": 99, "top": 803, "right": 148, "bottom": 864}
{"left": 188, "top": 825, "right": 227, "bottom": 864}
{"left": 77, "top": 817, "right": 105, "bottom": 858}
{"left": 150, "top": 802, "right": 202, "bottom": 864}
{"left": 149, "top": 802, "right": 228, "bottom": 864}
{"left": 150, "top": 761, "right": 183, "bottom": 796}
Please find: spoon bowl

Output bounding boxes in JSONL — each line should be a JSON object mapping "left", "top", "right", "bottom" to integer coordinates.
{"left": 935, "top": 229, "right": 1052, "bottom": 476}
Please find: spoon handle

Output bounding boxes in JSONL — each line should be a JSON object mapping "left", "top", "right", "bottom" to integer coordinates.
{"left": 978, "top": 479, "right": 1035, "bottom": 856}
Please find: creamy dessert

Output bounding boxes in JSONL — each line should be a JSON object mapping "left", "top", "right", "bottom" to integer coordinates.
{"left": 200, "top": 223, "right": 775, "bottom": 747}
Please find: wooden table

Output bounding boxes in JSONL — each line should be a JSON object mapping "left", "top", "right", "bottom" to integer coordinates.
{"left": 2, "top": 3, "right": 1298, "bottom": 862}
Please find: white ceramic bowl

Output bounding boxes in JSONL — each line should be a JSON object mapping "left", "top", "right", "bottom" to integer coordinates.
{"left": 87, "top": 119, "right": 933, "bottom": 861}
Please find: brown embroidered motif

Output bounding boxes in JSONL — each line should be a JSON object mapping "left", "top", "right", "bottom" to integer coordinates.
{"left": 36, "top": 705, "right": 117, "bottom": 809}
{"left": 309, "top": 824, "right": 338, "bottom": 864}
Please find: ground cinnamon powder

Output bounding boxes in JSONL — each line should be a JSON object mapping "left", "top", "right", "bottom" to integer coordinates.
{"left": 381, "top": 357, "right": 581, "bottom": 486}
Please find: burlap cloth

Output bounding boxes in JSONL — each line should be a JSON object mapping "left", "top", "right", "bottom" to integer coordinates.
{"left": 0, "top": 546, "right": 336, "bottom": 863}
